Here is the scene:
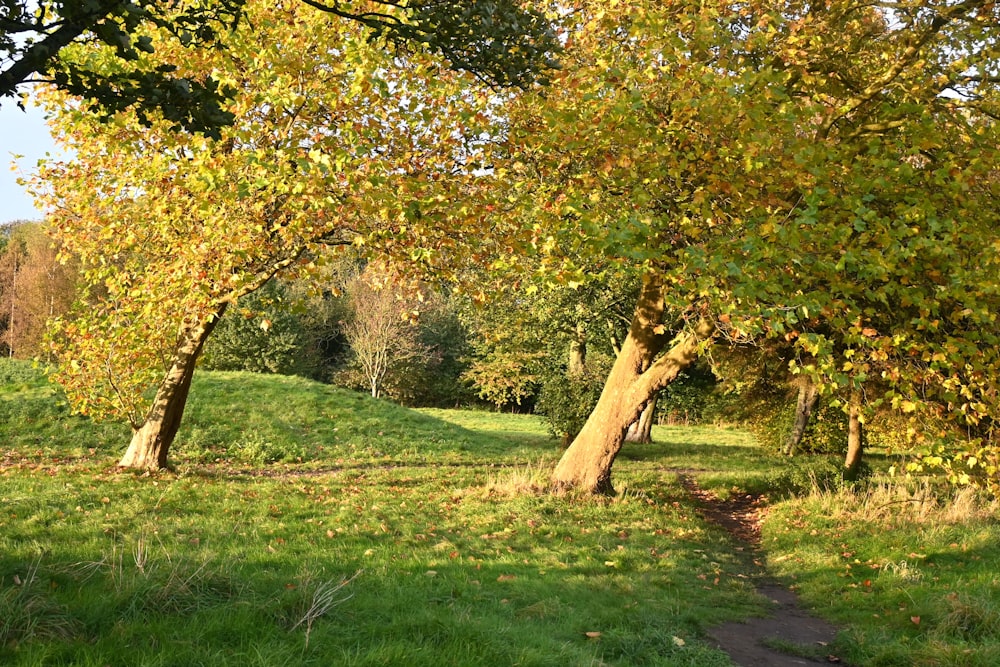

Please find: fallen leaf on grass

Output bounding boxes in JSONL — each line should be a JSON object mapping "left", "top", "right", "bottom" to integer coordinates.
{"left": 497, "top": 574, "right": 516, "bottom": 582}
{"left": 671, "top": 636, "right": 685, "bottom": 647}
{"left": 911, "top": 616, "right": 921, "bottom": 625}
{"left": 584, "top": 631, "right": 602, "bottom": 639}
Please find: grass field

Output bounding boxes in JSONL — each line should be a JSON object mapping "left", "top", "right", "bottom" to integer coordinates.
{"left": 2, "top": 360, "right": 998, "bottom": 666}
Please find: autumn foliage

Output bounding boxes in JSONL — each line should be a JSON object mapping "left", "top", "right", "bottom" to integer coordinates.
{"left": 483, "top": 0, "right": 1000, "bottom": 491}
{"left": 23, "top": 0, "right": 1000, "bottom": 487}
{"left": 31, "top": 0, "right": 503, "bottom": 467}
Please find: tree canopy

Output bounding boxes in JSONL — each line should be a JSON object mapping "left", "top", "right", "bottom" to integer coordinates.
{"left": 24, "top": 0, "right": 1000, "bottom": 488}
{"left": 481, "top": 0, "right": 1000, "bottom": 491}
{"left": 1, "top": 0, "right": 557, "bottom": 135}
{"left": 31, "top": 0, "right": 526, "bottom": 467}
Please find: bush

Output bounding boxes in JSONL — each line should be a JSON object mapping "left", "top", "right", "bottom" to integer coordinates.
{"left": 201, "top": 283, "right": 323, "bottom": 377}
{"left": 536, "top": 355, "right": 613, "bottom": 445}
{"left": 461, "top": 350, "right": 544, "bottom": 412}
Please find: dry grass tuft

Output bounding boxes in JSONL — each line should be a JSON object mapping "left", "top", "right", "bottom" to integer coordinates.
{"left": 805, "top": 478, "right": 997, "bottom": 527}
{"left": 290, "top": 571, "right": 360, "bottom": 648}
{"left": 477, "top": 460, "right": 554, "bottom": 498}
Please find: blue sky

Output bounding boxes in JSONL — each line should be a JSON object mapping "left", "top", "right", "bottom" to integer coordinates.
{"left": 0, "top": 100, "right": 59, "bottom": 224}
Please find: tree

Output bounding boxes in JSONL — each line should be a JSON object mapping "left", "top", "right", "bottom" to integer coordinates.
{"left": 1, "top": 0, "right": 557, "bottom": 136}
{"left": 375, "top": 287, "right": 471, "bottom": 407}
{"left": 844, "top": 390, "right": 865, "bottom": 481}
{"left": 0, "top": 221, "right": 77, "bottom": 358}
{"left": 782, "top": 375, "right": 819, "bottom": 457}
{"left": 340, "top": 266, "right": 435, "bottom": 399}
{"left": 487, "top": 0, "right": 1000, "bottom": 493}
{"left": 1, "top": 0, "right": 243, "bottom": 134}
{"left": 33, "top": 0, "right": 545, "bottom": 469}
{"left": 460, "top": 267, "right": 636, "bottom": 419}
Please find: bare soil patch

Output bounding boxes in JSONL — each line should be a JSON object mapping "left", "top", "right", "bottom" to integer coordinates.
{"left": 678, "top": 474, "right": 849, "bottom": 666}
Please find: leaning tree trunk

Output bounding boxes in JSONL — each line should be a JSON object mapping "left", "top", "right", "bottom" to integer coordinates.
{"left": 118, "top": 305, "right": 227, "bottom": 469}
{"left": 551, "top": 274, "right": 714, "bottom": 494}
{"left": 625, "top": 395, "right": 658, "bottom": 444}
{"left": 782, "top": 376, "right": 819, "bottom": 456}
{"left": 843, "top": 390, "right": 864, "bottom": 481}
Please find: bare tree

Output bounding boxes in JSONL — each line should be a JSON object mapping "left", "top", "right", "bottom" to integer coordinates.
{"left": 343, "top": 269, "right": 433, "bottom": 399}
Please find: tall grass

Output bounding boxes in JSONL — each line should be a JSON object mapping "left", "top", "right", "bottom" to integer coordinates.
{"left": 798, "top": 478, "right": 997, "bottom": 526}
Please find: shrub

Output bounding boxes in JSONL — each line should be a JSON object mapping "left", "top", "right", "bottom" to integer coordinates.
{"left": 201, "top": 282, "right": 323, "bottom": 378}
{"left": 461, "top": 350, "right": 544, "bottom": 412}
{"left": 536, "top": 354, "right": 613, "bottom": 445}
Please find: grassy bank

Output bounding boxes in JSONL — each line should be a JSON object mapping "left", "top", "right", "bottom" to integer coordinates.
{"left": 2, "top": 360, "right": 997, "bottom": 666}
{"left": 765, "top": 482, "right": 1000, "bottom": 666}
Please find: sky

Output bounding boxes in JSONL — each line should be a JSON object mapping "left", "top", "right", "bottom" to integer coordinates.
{"left": 0, "top": 99, "right": 60, "bottom": 224}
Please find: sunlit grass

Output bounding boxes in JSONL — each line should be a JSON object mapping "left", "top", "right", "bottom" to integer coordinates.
{"left": 0, "top": 362, "right": 760, "bottom": 666}
{"left": 765, "top": 479, "right": 1000, "bottom": 666}
{"left": 3, "top": 358, "right": 998, "bottom": 666}
{"left": 1, "top": 462, "right": 758, "bottom": 665}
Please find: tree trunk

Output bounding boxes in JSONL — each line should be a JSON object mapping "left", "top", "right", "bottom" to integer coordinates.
{"left": 625, "top": 395, "right": 658, "bottom": 444}
{"left": 783, "top": 377, "right": 819, "bottom": 456}
{"left": 551, "top": 273, "right": 713, "bottom": 494}
{"left": 843, "top": 390, "right": 864, "bottom": 481}
{"left": 118, "top": 305, "right": 227, "bottom": 469}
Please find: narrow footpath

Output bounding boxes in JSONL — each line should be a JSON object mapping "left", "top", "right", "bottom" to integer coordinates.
{"left": 678, "top": 474, "right": 849, "bottom": 666}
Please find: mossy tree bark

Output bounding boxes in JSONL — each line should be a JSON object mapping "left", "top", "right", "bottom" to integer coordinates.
{"left": 118, "top": 305, "right": 227, "bottom": 469}
{"left": 783, "top": 376, "right": 819, "bottom": 456}
{"left": 551, "top": 273, "right": 713, "bottom": 494}
{"left": 625, "top": 395, "right": 657, "bottom": 444}
{"left": 843, "top": 390, "right": 864, "bottom": 481}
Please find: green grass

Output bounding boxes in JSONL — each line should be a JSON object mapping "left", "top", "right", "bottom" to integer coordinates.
{"left": 0, "top": 361, "right": 759, "bottom": 666}
{"left": 2, "top": 358, "right": 998, "bottom": 666}
{"left": 764, "top": 482, "right": 1000, "bottom": 666}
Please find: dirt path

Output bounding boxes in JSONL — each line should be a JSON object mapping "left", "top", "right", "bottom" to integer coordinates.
{"left": 678, "top": 474, "right": 848, "bottom": 666}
